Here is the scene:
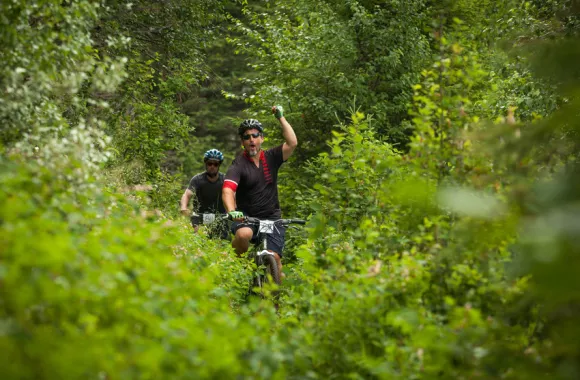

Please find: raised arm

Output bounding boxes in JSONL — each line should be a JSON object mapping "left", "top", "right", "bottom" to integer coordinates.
{"left": 272, "top": 106, "right": 297, "bottom": 161}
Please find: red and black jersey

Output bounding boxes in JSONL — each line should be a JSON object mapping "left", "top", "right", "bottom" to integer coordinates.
{"left": 223, "top": 145, "right": 285, "bottom": 219}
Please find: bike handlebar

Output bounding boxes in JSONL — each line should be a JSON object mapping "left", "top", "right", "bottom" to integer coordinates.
{"left": 286, "top": 219, "right": 306, "bottom": 225}
{"left": 192, "top": 213, "right": 307, "bottom": 226}
{"left": 243, "top": 216, "right": 306, "bottom": 226}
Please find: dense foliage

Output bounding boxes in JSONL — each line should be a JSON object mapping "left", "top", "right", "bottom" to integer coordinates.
{"left": 2, "top": 0, "right": 580, "bottom": 378}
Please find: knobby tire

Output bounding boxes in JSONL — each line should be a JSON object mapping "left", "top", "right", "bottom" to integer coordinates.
{"left": 263, "top": 253, "right": 281, "bottom": 287}
{"left": 256, "top": 254, "right": 281, "bottom": 309}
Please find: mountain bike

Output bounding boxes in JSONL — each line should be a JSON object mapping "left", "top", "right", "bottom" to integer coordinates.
{"left": 240, "top": 216, "right": 306, "bottom": 300}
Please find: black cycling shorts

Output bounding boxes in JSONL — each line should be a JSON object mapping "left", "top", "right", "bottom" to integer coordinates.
{"left": 231, "top": 221, "right": 286, "bottom": 257}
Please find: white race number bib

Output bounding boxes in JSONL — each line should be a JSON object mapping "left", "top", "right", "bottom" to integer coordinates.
{"left": 202, "top": 213, "right": 216, "bottom": 225}
{"left": 258, "top": 220, "right": 275, "bottom": 234}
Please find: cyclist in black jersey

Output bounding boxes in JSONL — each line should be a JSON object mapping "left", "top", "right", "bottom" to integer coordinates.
{"left": 222, "top": 106, "right": 297, "bottom": 274}
{"left": 180, "top": 149, "right": 228, "bottom": 238}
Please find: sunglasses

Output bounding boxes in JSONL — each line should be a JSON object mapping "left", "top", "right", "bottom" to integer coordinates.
{"left": 206, "top": 161, "right": 220, "bottom": 167}
{"left": 242, "top": 132, "right": 262, "bottom": 140}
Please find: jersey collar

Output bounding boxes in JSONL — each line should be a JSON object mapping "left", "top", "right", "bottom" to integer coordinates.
{"left": 243, "top": 149, "right": 264, "bottom": 162}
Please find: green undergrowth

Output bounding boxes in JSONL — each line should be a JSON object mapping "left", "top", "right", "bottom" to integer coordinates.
{"left": 2, "top": 0, "right": 580, "bottom": 378}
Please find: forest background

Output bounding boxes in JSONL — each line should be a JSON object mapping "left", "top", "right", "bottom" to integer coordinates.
{"left": 2, "top": 0, "right": 580, "bottom": 378}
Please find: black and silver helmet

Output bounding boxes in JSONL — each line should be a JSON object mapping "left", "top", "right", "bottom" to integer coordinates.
{"left": 238, "top": 119, "right": 264, "bottom": 136}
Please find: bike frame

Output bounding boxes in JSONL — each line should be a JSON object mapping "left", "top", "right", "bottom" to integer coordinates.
{"left": 196, "top": 215, "right": 305, "bottom": 295}
{"left": 250, "top": 219, "right": 279, "bottom": 289}
{"left": 243, "top": 218, "right": 306, "bottom": 290}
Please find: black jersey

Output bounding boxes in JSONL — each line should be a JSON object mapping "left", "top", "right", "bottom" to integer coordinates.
{"left": 187, "top": 172, "right": 225, "bottom": 213}
{"left": 223, "top": 145, "right": 285, "bottom": 219}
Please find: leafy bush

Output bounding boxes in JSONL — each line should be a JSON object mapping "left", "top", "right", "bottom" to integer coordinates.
{"left": 3, "top": 1, "right": 580, "bottom": 379}
{"left": 0, "top": 125, "right": 293, "bottom": 378}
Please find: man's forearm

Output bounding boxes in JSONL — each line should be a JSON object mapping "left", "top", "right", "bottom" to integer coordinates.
{"left": 180, "top": 191, "right": 192, "bottom": 210}
{"left": 180, "top": 190, "right": 193, "bottom": 216}
{"left": 222, "top": 188, "right": 236, "bottom": 213}
{"left": 279, "top": 117, "right": 297, "bottom": 148}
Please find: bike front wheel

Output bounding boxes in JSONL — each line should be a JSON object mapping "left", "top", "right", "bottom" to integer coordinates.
{"left": 262, "top": 253, "right": 281, "bottom": 287}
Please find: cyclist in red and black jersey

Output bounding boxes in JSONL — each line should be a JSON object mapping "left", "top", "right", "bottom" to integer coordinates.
{"left": 222, "top": 106, "right": 297, "bottom": 273}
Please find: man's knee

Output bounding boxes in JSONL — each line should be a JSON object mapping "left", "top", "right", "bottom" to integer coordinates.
{"left": 232, "top": 227, "right": 253, "bottom": 255}
{"left": 234, "top": 227, "right": 253, "bottom": 241}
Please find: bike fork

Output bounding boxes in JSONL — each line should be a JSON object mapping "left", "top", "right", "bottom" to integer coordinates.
{"left": 255, "top": 237, "right": 268, "bottom": 292}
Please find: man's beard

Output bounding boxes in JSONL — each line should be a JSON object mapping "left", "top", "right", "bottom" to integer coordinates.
{"left": 247, "top": 146, "right": 260, "bottom": 156}
{"left": 206, "top": 171, "right": 218, "bottom": 178}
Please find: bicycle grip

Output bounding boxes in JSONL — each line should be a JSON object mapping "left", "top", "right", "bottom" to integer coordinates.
{"left": 289, "top": 219, "right": 306, "bottom": 225}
